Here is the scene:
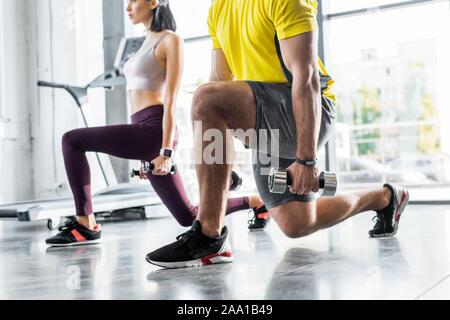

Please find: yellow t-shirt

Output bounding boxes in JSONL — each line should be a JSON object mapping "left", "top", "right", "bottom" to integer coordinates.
{"left": 208, "top": 0, "right": 335, "bottom": 101}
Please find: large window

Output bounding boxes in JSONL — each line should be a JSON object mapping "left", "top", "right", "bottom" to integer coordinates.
{"left": 170, "top": 0, "right": 211, "bottom": 39}
{"left": 323, "top": 0, "right": 450, "bottom": 201}
{"left": 326, "top": 0, "right": 421, "bottom": 15}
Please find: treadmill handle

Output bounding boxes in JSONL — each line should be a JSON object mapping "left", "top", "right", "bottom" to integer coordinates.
{"left": 37, "top": 81, "right": 66, "bottom": 89}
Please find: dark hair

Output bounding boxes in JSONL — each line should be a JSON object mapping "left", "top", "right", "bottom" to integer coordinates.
{"left": 150, "top": 0, "right": 177, "bottom": 32}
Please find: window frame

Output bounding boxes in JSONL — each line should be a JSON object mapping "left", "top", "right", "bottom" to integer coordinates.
{"left": 319, "top": 0, "right": 450, "bottom": 204}
{"left": 323, "top": 0, "right": 446, "bottom": 20}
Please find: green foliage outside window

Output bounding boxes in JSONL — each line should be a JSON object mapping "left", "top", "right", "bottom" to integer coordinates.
{"left": 353, "top": 84, "right": 382, "bottom": 156}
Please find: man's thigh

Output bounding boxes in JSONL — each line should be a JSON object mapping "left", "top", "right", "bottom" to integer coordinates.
{"left": 194, "top": 81, "right": 257, "bottom": 138}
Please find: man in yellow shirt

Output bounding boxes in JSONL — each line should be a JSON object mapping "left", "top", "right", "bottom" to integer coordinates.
{"left": 146, "top": 0, "right": 410, "bottom": 269}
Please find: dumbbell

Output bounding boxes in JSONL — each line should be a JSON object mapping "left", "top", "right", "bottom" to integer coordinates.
{"left": 130, "top": 161, "right": 178, "bottom": 178}
{"left": 229, "top": 171, "right": 243, "bottom": 191}
{"left": 268, "top": 168, "right": 337, "bottom": 197}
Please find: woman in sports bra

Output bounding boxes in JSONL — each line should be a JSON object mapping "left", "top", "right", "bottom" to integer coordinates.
{"left": 45, "top": 0, "right": 269, "bottom": 247}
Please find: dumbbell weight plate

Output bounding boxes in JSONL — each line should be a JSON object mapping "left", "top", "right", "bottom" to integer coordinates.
{"left": 130, "top": 170, "right": 140, "bottom": 178}
{"left": 319, "top": 172, "right": 338, "bottom": 197}
{"left": 230, "top": 171, "right": 243, "bottom": 191}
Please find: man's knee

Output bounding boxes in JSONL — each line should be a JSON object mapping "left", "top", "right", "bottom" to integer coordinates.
{"left": 191, "top": 83, "right": 222, "bottom": 121}
{"left": 281, "top": 224, "right": 314, "bottom": 239}
{"left": 271, "top": 202, "right": 317, "bottom": 239}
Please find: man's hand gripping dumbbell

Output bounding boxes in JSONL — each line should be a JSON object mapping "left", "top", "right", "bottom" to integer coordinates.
{"left": 268, "top": 168, "right": 337, "bottom": 197}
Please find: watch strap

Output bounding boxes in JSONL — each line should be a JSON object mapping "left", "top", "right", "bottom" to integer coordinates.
{"left": 295, "top": 158, "right": 317, "bottom": 166}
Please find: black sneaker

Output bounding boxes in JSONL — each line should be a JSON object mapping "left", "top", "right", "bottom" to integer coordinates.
{"left": 46, "top": 217, "right": 101, "bottom": 247}
{"left": 248, "top": 204, "right": 271, "bottom": 231}
{"left": 369, "top": 183, "right": 409, "bottom": 238}
{"left": 145, "top": 220, "right": 233, "bottom": 269}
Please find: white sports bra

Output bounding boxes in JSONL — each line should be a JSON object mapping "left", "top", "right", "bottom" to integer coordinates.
{"left": 123, "top": 32, "right": 170, "bottom": 93}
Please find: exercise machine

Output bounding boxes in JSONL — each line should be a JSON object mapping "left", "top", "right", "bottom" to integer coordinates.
{"left": 0, "top": 37, "right": 172, "bottom": 230}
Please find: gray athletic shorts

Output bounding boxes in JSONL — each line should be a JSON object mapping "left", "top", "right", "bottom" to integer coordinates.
{"left": 246, "top": 81, "right": 336, "bottom": 209}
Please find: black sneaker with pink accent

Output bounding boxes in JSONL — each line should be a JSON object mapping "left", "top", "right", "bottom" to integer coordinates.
{"left": 46, "top": 217, "right": 101, "bottom": 247}
{"left": 248, "top": 205, "right": 270, "bottom": 231}
{"left": 146, "top": 220, "right": 233, "bottom": 269}
{"left": 369, "top": 183, "right": 410, "bottom": 238}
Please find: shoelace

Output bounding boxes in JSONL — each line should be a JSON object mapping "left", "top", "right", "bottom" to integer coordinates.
{"left": 176, "top": 229, "right": 196, "bottom": 244}
{"left": 372, "top": 212, "right": 384, "bottom": 226}
{"left": 58, "top": 218, "right": 78, "bottom": 232}
{"left": 174, "top": 228, "right": 210, "bottom": 250}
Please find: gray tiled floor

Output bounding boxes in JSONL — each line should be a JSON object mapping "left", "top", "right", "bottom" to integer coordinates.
{"left": 0, "top": 204, "right": 449, "bottom": 300}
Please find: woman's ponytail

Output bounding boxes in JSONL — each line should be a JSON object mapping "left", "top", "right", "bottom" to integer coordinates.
{"left": 150, "top": 0, "right": 177, "bottom": 32}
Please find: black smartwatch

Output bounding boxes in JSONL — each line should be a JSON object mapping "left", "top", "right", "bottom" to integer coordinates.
{"left": 295, "top": 158, "right": 317, "bottom": 167}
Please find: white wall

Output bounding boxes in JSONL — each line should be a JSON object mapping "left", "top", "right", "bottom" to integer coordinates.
{"left": 0, "top": 0, "right": 4, "bottom": 124}
{"left": 33, "top": 0, "right": 114, "bottom": 201}
{"left": 0, "top": 0, "right": 4, "bottom": 198}
{"left": 0, "top": 0, "right": 109, "bottom": 204}
{"left": 0, "top": 0, "right": 34, "bottom": 203}
{"left": 33, "top": 0, "right": 79, "bottom": 201}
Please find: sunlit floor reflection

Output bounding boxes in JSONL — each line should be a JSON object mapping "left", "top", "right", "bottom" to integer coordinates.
{"left": 0, "top": 204, "right": 449, "bottom": 300}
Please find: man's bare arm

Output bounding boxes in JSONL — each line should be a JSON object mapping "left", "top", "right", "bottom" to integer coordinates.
{"left": 210, "top": 49, "right": 234, "bottom": 82}
{"left": 279, "top": 31, "right": 322, "bottom": 195}
{"left": 279, "top": 31, "right": 321, "bottom": 161}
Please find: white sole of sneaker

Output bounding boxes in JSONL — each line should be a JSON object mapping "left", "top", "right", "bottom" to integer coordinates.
{"left": 391, "top": 188, "right": 410, "bottom": 236}
{"left": 46, "top": 239, "right": 102, "bottom": 247}
{"left": 147, "top": 240, "right": 233, "bottom": 269}
{"left": 147, "top": 252, "right": 233, "bottom": 269}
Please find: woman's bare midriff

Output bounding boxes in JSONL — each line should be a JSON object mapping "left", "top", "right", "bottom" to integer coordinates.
{"left": 128, "top": 90, "right": 164, "bottom": 115}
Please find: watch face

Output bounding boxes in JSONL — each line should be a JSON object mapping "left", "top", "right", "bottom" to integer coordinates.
{"left": 161, "top": 149, "right": 172, "bottom": 158}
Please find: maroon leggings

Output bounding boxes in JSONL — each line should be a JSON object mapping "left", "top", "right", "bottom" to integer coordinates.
{"left": 62, "top": 105, "right": 249, "bottom": 226}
